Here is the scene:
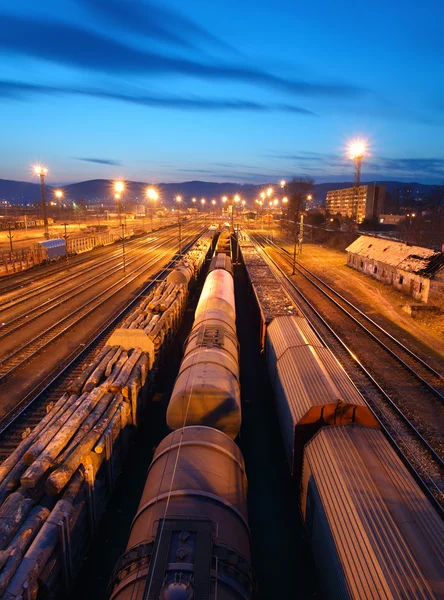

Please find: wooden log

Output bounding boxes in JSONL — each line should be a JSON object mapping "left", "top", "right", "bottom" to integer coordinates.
{"left": 56, "top": 392, "right": 114, "bottom": 464}
{"left": 23, "top": 394, "right": 80, "bottom": 465}
{"left": 0, "top": 505, "right": 51, "bottom": 594}
{"left": 45, "top": 396, "right": 124, "bottom": 495}
{"left": 143, "top": 314, "right": 160, "bottom": 334}
{"left": 65, "top": 345, "right": 112, "bottom": 394}
{"left": 0, "top": 393, "right": 73, "bottom": 488}
{"left": 0, "top": 490, "right": 34, "bottom": 551}
{"left": 83, "top": 346, "right": 119, "bottom": 392}
{"left": 103, "top": 351, "right": 128, "bottom": 388}
{"left": 0, "top": 550, "right": 22, "bottom": 597}
{"left": 94, "top": 400, "right": 130, "bottom": 454}
{"left": 21, "top": 387, "right": 108, "bottom": 489}
{"left": 104, "top": 346, "right": 123, "bottom": 377}
{"left": 109, "top": 349, "right": 143, "bottom": 393}
{"left": 4, "top": 473, "right": 84, "bottom": 599}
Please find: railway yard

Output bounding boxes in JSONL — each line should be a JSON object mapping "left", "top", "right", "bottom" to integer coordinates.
{"left": 0, "top": 223, "right": 442, "bottom": 599}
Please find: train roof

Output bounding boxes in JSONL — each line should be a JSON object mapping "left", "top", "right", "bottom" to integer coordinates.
{"left": 38, "top": 238, "right": 66, "bottom": 249}
{"left": 302, "top": 425, "right": 444, "bottom": 600}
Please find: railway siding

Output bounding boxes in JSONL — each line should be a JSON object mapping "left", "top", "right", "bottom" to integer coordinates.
{"left": 0, "top": 234, "right": 213, "bottom": 599}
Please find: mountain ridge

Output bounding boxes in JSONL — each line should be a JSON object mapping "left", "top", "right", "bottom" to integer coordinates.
{"left": 0, "top": 178, "right": 442, "bottom": 205}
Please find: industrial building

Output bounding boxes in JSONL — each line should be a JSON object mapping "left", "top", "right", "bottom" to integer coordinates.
{"left": 346, "top": 235, "right": 444, "bottom": 306}
{"left": 326, "top": 184, "right": 385, "bottom": 222}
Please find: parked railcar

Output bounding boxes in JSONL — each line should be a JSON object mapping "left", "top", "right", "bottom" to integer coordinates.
{"left": 37, "top": 238, "right": 66, "bottom": 261}
{"left": 265, "top": 314, "right": 444, "bottom": 599}
{"left": 167, "top": 256, "right": 241, "bottom": 438}
{"left": 265, "top": 315, "right": 378, "bottom": 477}
{"left": 301, "top": 425, "right": 444, "bottom": 600}
{"left": 108, "top": 428, "right": 254, "bottom": 600}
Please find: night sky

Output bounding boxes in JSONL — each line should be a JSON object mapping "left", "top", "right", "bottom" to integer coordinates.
{"left": 0, "top": 0, "right": 443, "bottom": 186}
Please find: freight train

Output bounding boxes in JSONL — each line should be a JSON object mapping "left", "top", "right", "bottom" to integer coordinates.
{"left": 109, "top": 246, "right": 254, "bottom": 600}
{"left": 110, "top": 233, "right": 444, "bottom": 600}
{"left": 239, "top": 235, "right": 444, "bottom": 600}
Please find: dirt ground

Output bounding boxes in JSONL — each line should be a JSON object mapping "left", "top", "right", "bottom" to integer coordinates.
{"left": 287, "top": 241, "right": 444, "bottom": 358}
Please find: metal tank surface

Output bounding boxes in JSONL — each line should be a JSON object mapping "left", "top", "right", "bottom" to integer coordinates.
{"left": 167, "top": 261, "right": 241, "bottom": 439}
{"left": 195, "top": 268, "right": 236, "bottom": 321}
{"left": 108, "top": 426, "right": 253, "bottom": 600}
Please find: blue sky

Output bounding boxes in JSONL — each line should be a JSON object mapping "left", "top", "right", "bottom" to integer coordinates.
{"left": 0, "top": 0, "right": 443, "bottom": 186}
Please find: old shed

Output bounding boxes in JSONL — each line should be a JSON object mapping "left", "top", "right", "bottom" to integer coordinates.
{"left": 346, "top": 235, "right": 444, "bottom": 305}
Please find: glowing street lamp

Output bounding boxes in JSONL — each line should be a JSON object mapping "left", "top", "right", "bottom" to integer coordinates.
{"left": 267, "top": 187, "right": 273, "bottom": 198}
{"left": 34, "top": 165, "right": 50, "bottom": 238}
{"left": 146, "top": 187, "right": 158, "bottom": 232}
{"left": 212, "top": 199, "right": 216, "bottom": 216}
{"left": 280, "top": 180, "right": 286, "bottom": 188}
{"left": 114, "top": 181, "right": 125, "bottom": 225}
{"left": 55, "top": 189, "right": 63, "bottom": 201}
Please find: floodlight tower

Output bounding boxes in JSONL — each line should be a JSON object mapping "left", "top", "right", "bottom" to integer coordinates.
{"left": 34, "top": 165, "right": 49, "bottom": 238}
{"left": 349, "top": 140, "right": 366, "bottom": 223}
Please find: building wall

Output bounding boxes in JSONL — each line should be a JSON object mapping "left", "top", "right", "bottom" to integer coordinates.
{"left": 347, "top": 252, "right": 431, "bottom": 303}
{"left": 326, "top": 185, "right": 385, "bottom": 222}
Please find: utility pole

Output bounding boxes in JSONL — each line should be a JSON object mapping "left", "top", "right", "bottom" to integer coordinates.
{"left": 178, "top": 208, "right": 182, "bottom": 258}
{"left": 292, "top": 210, "right": 298, "bottom": 275}
{"left": 121, "top": 221, "right": 126, "bottom": 272}
{"left": 7, "top": 222, "right": 15, "bottom": 273}
{"left": 299, "top": 214, "right": 304, "bottom": 254}
{"left": 63, "top": 223, "right": 70, "bottom": 271}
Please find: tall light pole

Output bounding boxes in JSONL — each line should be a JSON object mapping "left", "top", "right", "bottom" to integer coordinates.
{"left": 201, "top": 198, "right": 206, "bottom": 227}
{"left": 349, "top": 140, "right": 366, "bottom": 224}
{"left": 176, "top": 196, "right": 182, "bottom": 257}
{"left": 114, "top": 180, "right": 125, "bottom": 225}
{"left": 34, "top": 165, "right": 49, "bottom": 239}
{"left": 146, "top": 188, "right": 158, "bottom": 233}
{"left": 212, "top": 199, "right": 216, "bottom": 216}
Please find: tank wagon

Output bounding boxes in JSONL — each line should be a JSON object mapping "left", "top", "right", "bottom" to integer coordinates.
{"left": 167, "top": 254, "right": 241, "bottom": 439}
{"left": 110, "top": 253, "right": 253, "bottom": 600}
{"left": 109, "top": 426, "right": 253, "bottom": 600}
{"left": 239, "top": 233, "right": 444, "bottom": 600}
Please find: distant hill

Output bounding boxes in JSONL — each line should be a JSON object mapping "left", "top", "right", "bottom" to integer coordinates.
{"left": 1, "top": 178, "right": 442, "bottom": 206}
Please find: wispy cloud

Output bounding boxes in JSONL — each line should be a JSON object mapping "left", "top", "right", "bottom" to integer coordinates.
{"left": 75, "top": 0, "right": 236, "bottom": 53}
{"left": 0, "top": 79, "right": 316, "bottom": 114}
{"left": 266, "top": 150, "right": 444, "bottom": 181}
{"left": 0, "top": 12, "right": 365, "bottom": 99}
{"left": 74, "top": 157, "right": 122, "bottom": 166}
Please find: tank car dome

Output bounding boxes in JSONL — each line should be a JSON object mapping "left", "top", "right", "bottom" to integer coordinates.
{"left": 163, "top": 582, "right": 192, "bottom": 600}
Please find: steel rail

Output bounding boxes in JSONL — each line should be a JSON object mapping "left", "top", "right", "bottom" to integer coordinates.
{"left": 255, "top": 232, "right": 444, "bottom": 399}
{"left": 247, "top": 234, "right": 444, "bottom": 517}
{"left": 0, "top": 226, "right": 197, "bottom": 339}
{"left": 0, "top": 223, "right": 190, "bottom": 311}
{"left": 0, "top": 233, "right": 203, "bottom": 437}
{"left": 0, "top": 227, "right": 203, "bottom": 382}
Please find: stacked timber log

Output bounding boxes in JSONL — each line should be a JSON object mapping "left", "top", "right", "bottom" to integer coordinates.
{"left": 0, "top": 235, "right": 213, "bottom": 599}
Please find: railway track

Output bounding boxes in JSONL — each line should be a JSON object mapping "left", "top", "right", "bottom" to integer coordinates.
{"left": 0, "top": 223, "right": 186, "bottom": 311}
{"left": 0, "top": 233, "right": 203, "bottom": 460}
{"left": 0, "top": 227, "right": 195, "bottom": 339}
{"left": 247, "top": 231, "right": 444, "bottom": 515}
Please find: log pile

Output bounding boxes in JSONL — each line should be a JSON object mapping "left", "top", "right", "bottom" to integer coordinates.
{"left": 0, "top": 234, "right": 213, "bottom": 599}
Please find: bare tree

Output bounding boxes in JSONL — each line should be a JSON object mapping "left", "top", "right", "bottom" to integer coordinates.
{"left": 286, "top": 176, "right": 314, "bottom": 221}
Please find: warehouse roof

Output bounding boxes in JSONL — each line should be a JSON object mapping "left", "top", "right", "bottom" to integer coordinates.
{"left": 346, "top": 235, "right": 444, "bottom": 277}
